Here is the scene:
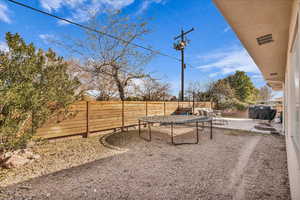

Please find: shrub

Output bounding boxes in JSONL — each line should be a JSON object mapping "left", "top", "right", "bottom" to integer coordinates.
{"left": 0, "top": 33, "right": 80, "bottom": 151}
{"left": 233, "top": 100, "right": 248, "bottom": 111}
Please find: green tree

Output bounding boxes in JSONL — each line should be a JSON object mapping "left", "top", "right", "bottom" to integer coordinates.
{"left": 196, "top": 71, "right": 258, "bottom": 110}
{"left": 0, "top": 33, "right": 80, "bottom": 151}
{"left": 225, "top": 71, "right": 258, "bottom": 103}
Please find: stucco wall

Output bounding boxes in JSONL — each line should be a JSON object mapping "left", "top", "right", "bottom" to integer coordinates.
{"left": 212, "top": 1, "right": 299, "bottom": 198}
{"left": 285, "top": 1, "right": 300, "bottom": 199}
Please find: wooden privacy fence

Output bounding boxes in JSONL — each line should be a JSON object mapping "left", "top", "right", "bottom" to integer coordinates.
{"left": 36, "top": 101, "right": 212, "bottom": 139}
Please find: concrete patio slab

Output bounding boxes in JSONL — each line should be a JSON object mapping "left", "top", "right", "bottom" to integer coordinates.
{"left": 212, "top": 118, "right": 282, "bottom": 135}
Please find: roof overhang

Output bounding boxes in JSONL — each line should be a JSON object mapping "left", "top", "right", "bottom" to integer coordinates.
{"left": 213, "top": 0, "right": 293, "bottom": 90}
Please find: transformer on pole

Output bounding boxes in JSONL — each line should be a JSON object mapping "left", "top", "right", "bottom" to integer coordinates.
{"left": 174, "top": 28, "right": 194, "bottom": 101}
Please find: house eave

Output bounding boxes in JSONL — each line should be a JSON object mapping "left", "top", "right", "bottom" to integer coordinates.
{"left": 213, "top": 0, "right": 293, "bottom": 90}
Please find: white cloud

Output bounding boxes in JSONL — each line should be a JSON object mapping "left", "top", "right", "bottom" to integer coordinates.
{"left": 197, "top": 46, "right": 261, "bottom": 78}
{"left": 136, "top": 0, "right": 163, "bottom": 15}
{"left": 0, "top": 41, "right": 8, "bottom": 52}
{"left": 39, "top": 34, "right": 54, "bottom": 43}
{"left": 40, "top": 0, "right": 163, "bottom": 24}
{"left": 40, "top": 0, "right": 135, "bottom": 12}
{"left": 39, "top": 0, "right": 85, "bottom": 12}
{"left": 40, "top": 0, "right": 135, "bottom": 24}
{"left": 251, "top": 74, "right": 264, "bottom": 80}
{"left": 223, "top": 26, "right": 230, "bottom": 33}
{"left": 107, "top": 0, "right": 135, "bottom": 10}
{"left": 272, "top": 91, "right": 283, "bottom": 99}
{"left": 0, "top": 2, "right": 11, "bottom": 23}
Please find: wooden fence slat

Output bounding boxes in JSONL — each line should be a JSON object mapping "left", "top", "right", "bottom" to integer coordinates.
{"left": 36, "top": 100, "right": 212, "bottom": 139}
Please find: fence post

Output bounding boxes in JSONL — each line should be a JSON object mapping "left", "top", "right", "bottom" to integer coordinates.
{"left": 146, "top": 101, "right": 148, "bottom": 116}
{"left": 122, "top": 100, "right": 125, "bottom": 131}
{"left": 192, "top": 94, "right": 195, "bottom": 114}
{"left": 164, "top": 101, "right": 166, "bottom": 116}
{"left": 84, "top": 101, "right": 90, "bottom": 138}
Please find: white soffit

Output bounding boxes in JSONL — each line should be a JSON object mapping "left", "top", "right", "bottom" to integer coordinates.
{"left": 213, "top": 0, "right": 293, "bottom": 90}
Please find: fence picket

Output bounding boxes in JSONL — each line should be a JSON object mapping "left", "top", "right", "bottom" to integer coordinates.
{"left": 35, "top": 100, "right": 211, "bottom": 139}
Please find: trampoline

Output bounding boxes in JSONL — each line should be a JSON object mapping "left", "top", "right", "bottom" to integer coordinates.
{"left": 138, "top": 115, "right": 213, "bottom": 145}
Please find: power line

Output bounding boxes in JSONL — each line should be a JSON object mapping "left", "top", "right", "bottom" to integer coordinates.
{"left": 6, "top": 0, "right": 181, "bottom": 62}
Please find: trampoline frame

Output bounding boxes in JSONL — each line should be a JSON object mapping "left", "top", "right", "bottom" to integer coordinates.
{"left": 138, "top": 116, "right": 213, "bottom": 145}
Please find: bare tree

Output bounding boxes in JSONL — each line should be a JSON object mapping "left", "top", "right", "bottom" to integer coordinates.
{"left": 134, "top": 78, "right": 171, "bottom": 101}
{"left": 67, "top": 59, "right": 120, "bottom": 100}
{"left": 186, "top": 81, "right": 203, "bottom": 101}
{"left": 54, "top": 11, "right": 154, "bottom": 100}
{"left": 258, "top": 85, "right": 274, "bottom": 102}
{"left": 95, "top": 74, "right": 119, "bottom": 100}
{"left": 67, "top": 59, "right": 93, "bottom": 94}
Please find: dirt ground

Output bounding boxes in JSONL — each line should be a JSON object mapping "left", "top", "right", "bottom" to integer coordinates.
{"left": 0, "top": 126, "right": 290, "bottom": 200}
{"left": 0, "top": 132, "right": 122, "bottom": 187}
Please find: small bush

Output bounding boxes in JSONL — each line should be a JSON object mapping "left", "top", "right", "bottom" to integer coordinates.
{"left": 233, "top": 101, "right": 248, "bottom": 111}
{"left": 0, "top": 33, "right": 80, "bottom": 151}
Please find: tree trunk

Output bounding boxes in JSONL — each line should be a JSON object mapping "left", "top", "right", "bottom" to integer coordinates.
{"left": 118, "top": 85, "right": 125, "bottom": 101}
{"left": 114, "top": 77, "right": 125, "bottom": 101}
{"left": 112, "top": 68, "right": 125, "bottom": 101}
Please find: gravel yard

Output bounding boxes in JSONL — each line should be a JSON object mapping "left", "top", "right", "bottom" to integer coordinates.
{"left": 0, "top": 132, "right": 121, "bottom": 188}
{"left": 0, "top": 126, "right": 290, "bottom": 200}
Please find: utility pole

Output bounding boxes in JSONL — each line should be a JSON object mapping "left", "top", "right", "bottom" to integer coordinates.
{"left": 174, "top": 28, "right": 194, "bottom": 101}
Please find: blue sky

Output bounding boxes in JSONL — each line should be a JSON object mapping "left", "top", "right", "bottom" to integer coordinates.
{"left": 0, "top": 0, "right": 275, "bottom": 96}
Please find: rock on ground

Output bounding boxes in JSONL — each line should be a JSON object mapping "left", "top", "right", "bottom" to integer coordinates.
{"left": 0, "top": 149, "right": 41, "bottom": 169}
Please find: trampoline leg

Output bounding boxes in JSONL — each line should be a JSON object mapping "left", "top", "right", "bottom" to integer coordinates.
{"left": 148, "top": 122, "right": 152, "bottom": 141}
{"left": 139, "top": 120, "right": 151, "bottom": 142}
{"left": 171, "top": 122, "right": 174, "bottom": 144}
{"left": 196, "top": 121, "right": 199, "bottom": 144}
{"left": 150, "top": 123, "right": 152, "bottom": 141}
{"left": 138, "top": 120, "right": 141, "bottom": 137}
{"left": 210, "top": 120, "right": 213, "bottom": 140}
